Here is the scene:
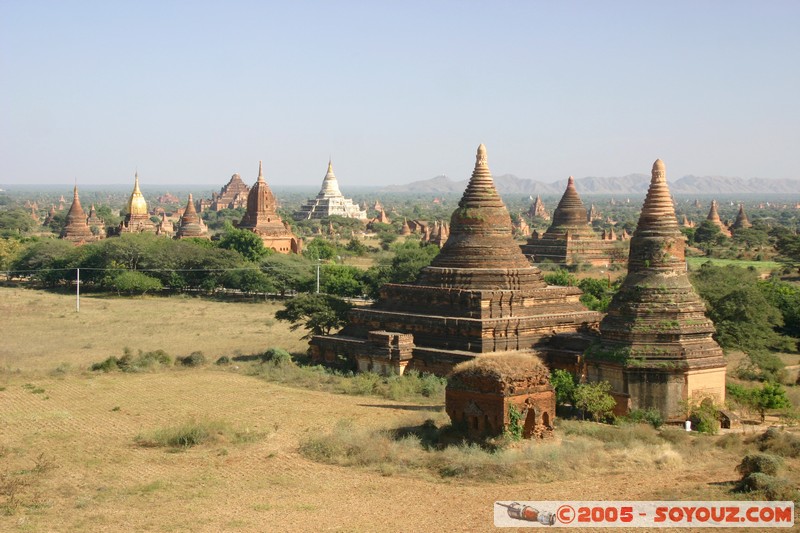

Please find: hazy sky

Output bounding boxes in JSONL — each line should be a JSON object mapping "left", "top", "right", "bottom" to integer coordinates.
{"left": 1, "top": 1, "right": 798, "bottom": 188}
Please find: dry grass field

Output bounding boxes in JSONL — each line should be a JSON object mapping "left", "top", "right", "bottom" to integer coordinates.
{"left": 1, "top": 287, "right": 798, "bottom": 532}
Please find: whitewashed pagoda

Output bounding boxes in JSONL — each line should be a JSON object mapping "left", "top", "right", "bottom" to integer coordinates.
{"left": 293, "top": 160, "right": 367, "bottom": 220}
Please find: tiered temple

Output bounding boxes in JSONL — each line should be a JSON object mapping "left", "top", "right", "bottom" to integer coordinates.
{"left": 293, "top": 160, "right": 367, "bottom": 220}
{"left": 86, "top": 204, "right": 105, "bottom": 235}
{"left": 521, "top": 176, "right": 619, "bottom": 266}
{"left": 706, "top": 200, "right": 732, "bottom": 237}
{"left": 118, "top": 173, "right": 155, "bottom": 234}
{"left": 175, "top": 194, "right": 209, "bottom": 239}
{"left": 238, "top": 161, "right": 302, "bottom": 254}
{"left": 60, "top": 185, "right": 100, "bottom": 243}
{"left": 310, "top": 145, "right": 602, "bottom": 375}
{"left": 210, "top": 173, "right": 250, "bottom": 211}
{"left": 588, "top": 159, "right": 726, "bottom": 420}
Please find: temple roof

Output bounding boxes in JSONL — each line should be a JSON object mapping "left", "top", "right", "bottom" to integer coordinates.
{"left": 417, "top": 144, "right": 545, "bottom": 289}
{"left": 539, "top": 176, "right": 597, "bottom": 240}
{"left": 176, "top": 194, "right": 207, "bottom": 238}
{"left": 239, "top": 161, "right": 293, "bottom": 236}
{"left": 127, "top": 172, "right": 149, "bottom": 217}
{"left": 449, "top": 353, "right": 550, "bottom": 386}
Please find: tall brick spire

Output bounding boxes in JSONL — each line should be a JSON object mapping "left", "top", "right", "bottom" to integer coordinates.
{"left": 418, "top": 144, "right": 545, "bottom": 289}
{"left": 597, "top": 159, "right": 726, "bottom": 418}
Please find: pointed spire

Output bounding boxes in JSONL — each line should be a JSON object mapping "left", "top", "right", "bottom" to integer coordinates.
{"left": 633, "top": 159, "right": 679, "bottom": 240}
{"left": 418, "top": 144, "right": 544, "bottom": 289}
{"left": 257, "top": 160, "right": 264, "bottom": 182}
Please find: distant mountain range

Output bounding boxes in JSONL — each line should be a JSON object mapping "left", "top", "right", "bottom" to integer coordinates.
{"left": 381, "top": 174, "right": 800, "bottom": 196}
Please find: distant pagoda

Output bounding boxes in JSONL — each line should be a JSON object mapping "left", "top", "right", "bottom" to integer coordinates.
{"left": 118, "top": 173, "right": 155, "bottom": 234}
{"left": 521, "top": 176, "right": 619, "bottom": 266}
{"left": 238, "top": 161, "right": 302, "bottom": 254}
{"left": 211, "top": 173, "right": 250, "bottom": 211}
{"left": 527, "top": 194, "right": 550, "bottom": 220}
{"left": 706, "top": 200, "right": 731, "bottom": 237}
{"left": 730, "top": 204, "right": 752, "bottom": 231}
{"left": 176, "top": 194, "right": 209, "bottom": 239}
{"left": 591, "top": 159, "right": 726, "bottom": 420}
{"left": 310, "top": 145, "right": 601, "bottom": 376}
{"left": 86, "top": 204, "right": 105, "bottom": 236}
{"left": 293, "top": 160, "right": 367, "bottom": 221}
{"left": 60, "top": 185, "right": 100, "bottom": 243}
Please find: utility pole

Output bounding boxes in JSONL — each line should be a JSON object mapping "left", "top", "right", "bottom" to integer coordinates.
{"left": 76, "top": 268, "right": 80, "bottom": 312}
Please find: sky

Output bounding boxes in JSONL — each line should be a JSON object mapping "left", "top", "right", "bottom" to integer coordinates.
{"left": 1, "top": 1, "right": 799, "bottom": 189}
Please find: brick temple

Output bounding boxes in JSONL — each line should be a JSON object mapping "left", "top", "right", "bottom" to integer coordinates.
{"left": 237, "top": 161, "right": 302, "bottom": 254}
{"left": 587, "top": 159, "right": 726, "bottom": 420}
{"left": 310, "top": 145, "right": 601, "bottom": 375}
{"left": 521, "top": 176, "right": 619, "bottom": 267}
{"left": 60, "top": 185, "right": 102, "bottom": 243}
{"left": 706, "top": 200, "right": 732, "bottom": 237}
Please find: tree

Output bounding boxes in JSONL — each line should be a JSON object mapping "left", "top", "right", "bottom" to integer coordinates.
{"left": 261, "top": 254, "right": 313, "bottom": 296}
{"left": 275, "top": 293, "right": 352, "bottom": 338}
{"left": 577, "top": 276, "right": 618, "bottom": 312}
{"left": 303, "top": 238, "right": 337, "bottom": 260}
{"left": 690, "top": 263, "right": 794, "bottom": 354}
{"left": 0, "top": 208, "right": 36, "bottom": 236}
{"left": 104, "top": 270, "right": 163, "bottom": 295}
{"left": 320, "top": 264, "right": 366, "bottom": 298}
{"left": 573, "top": 381, "right": 616, "bottom": 422}
{"left": 693, "top": 220, "right": 725, "bottom": 246}
{"left": 217, "top": 224, "right": 269, "bottom": 262}
{"left": 752, "top": 382, "right": 791, "bottom": 423}
{"left": 551, "top": 369, "right": 577, "bottom": 408}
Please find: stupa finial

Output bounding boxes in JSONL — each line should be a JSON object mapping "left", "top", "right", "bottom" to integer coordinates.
{"left": 257, "top": 160, "right": 264, "bottom": 182}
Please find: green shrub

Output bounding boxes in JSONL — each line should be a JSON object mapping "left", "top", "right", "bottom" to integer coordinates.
{"left": 90, "top": 348, "right": 171, "bottom": 373}
{"left": 735, "top": 453, "right": 783, "bottom": 477}
{"left": 215, "top": 356, "right": 231, "bottom": 365}
{"left": 689, "top": 402, "right": 719, "bottom": 434}
{"left": 260, "top": 347, "right": 293, "bottom": 366}
{"left": 176, "top": 351, "right": 206, "bottom": 367}
{"left": 625, "top": 408, "right": 664, "bottom": 429}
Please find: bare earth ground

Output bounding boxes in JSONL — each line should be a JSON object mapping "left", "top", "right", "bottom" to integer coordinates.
{"left": 0, "top": 287, "right": 796, "bottom": 532}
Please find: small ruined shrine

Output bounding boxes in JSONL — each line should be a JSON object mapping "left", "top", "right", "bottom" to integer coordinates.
{"left": 730, "top": 204, "right": 752, "bottom": 232}
{"left": 310, "top": 145, "right": 601, "bottom": 375}
{"left": 118, "top": 173, "right": 155, "bottom": 234}
{"left": 210, "top": 173, "right": 250, "bottom": 211}
{"left": 175, "top": 194, "right": 209, "bottom": 239}
{"left": 60, "top": 185, "right": 100, "bottom": 243}
{"left": 238, "top": 161, "right": 302, "bottom": 254}
{"left": 589, "top": 159, "right": 726, "bottom": 420}
{"left": 706, "top": 200, "right": 732, "bottom": 237}
{"left": 521, "top": 176, "right": 618, "bottom": 266}
{"left": 446, "top": 354, "right": 555, "bottom": 439}
{"left": 293, "top": 160, "right": 367, "bottom": 220}
{"left": 527, "top": 194, "right": 550, "bottom": 220}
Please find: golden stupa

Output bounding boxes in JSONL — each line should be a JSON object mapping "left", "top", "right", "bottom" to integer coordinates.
{"left": 119, "top": 172, "right": 155, "bottom": 234}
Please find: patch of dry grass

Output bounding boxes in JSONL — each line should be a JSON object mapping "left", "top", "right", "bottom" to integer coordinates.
{"left": 0, "top": 286, "right": 307, "bottom": 373}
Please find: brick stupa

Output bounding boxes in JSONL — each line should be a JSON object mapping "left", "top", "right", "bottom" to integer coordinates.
{"left": 730, "top": 204, "right": 752, "bottom": 231}
{"left": 706, "top": 200, "right": 732, "bottom": 237}
{"left": 238, "top": 161, "right": 302, "bottom": 254}
{"left": 590, "top": 159, "right": 726, "bottom": 420}
{"left": 60, "top": 185, "right": 99, "bottom": 243}
{"left": 521, "top": 177, "right": 619, "bottom": 266}
{"left": 175, "top": 194, "right": 209, "bottom": 239}
{"left": 310, "top": 145, "right": 601, "bottom": 375}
